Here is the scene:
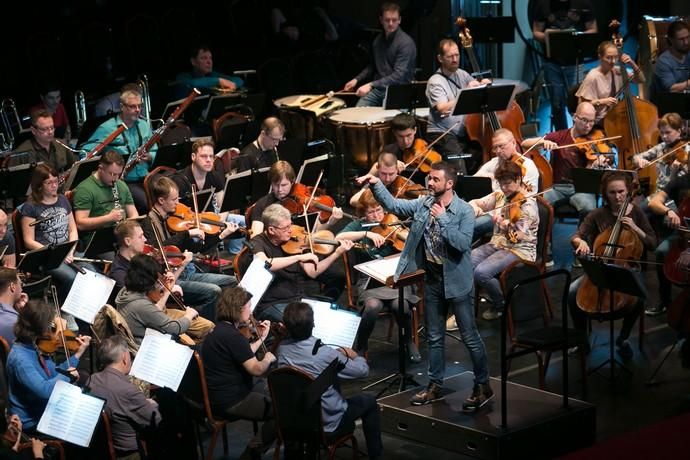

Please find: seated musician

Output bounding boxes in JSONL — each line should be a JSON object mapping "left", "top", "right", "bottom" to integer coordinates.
{"left": 0, "top": 210, "right": 16, "bottom": 267}
{"left": 9, "top": 109, "right": 75, "bottom": 172}
{"left": 248, "top": 203, "right": 353, "bottom": 323}
{"left": 521, "top": 102, "right": 604, "bottom": 219}
{"left": 575, "top": 40, "right": 644, "bottom": 126}
{"left": 142, "top": 176, "right": 237, "bottom": 320}
{"left": 115, "top": 254, "right": 210, "bottom": 345}
{"left": 365, "top": 113, "right": 417, "bottom": 179}
{"left": 79, "top": 83, "right": 157, "bottom": 214}
{"left": 6, "top": 300, "right": 91, "bottom": 431}
{"left": 651, "top": 20, "right": 690, "bottom": 101}
{"left": 0, "top": 268, "right": 28, "bottom": 343}
{"left": 172, "top": 138, "right": 246, "bottom": 255}
{"left": 73, "top": 151, "right": 138, "bottom": 259}
{"left": 569, "top": 171, "right": 656, "bottom": 357}
{"left": 20, "top": 164, "right": 92, "bottom": 313}
{"left": 632, "top": 112, "right": 688, "bottom": 193}
{"left": 647, "top": 154, "right": 690, "bottom": 316}
{"left": 469, "top": 162, "right": 539, "bottom": 320}
{"left": 29, "top": 83, "right": 71, "bottom": 141}
{"left": 89, "top": 335, "right": 161, "bottom": 460}
{"left": 201, "top": 287, "right": 276, "bottom": 459}
{"left": 335, "top": 190, "right": 421, "bottom": 363}
{"left": 277, "top": 301, "right": 383, "bottom": 460}
{"left": 174, "top": 45, "right": 243, "bottom": 97}
{"left": 425, "top": 38, "right": 491, "bottom": 174}
{"left": 235, "top": 117, "right": 284, "bottom": 173}
{"left": 351, "top": 152, "right": 407, "bottom": 206}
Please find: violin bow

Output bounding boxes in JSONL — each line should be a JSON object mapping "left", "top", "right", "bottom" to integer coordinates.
{"left": 150, "top": 221, "right": 171, "bottom": 272}
{"left": 550, "top": 135, "right": 622, "bottom": 151}
{"left": 522, "top": 135, "right": 546, "bottom": 157}
{"left": 191, "top": 185, "right": 201, "bottom": 231}
{"left": 489, "top": 188, "right": 553, "bottom": 213}
{"left": 249, "top": 316, "right": 269, "bottom": 355}
{"left": 50, "top": 285, "right": 74, "bottom": 366}
{"left": 302, "top": 170, "right": 325, "bottom": 256}
{"left": 643, "top": 140, "right": 690, "bottom": 168}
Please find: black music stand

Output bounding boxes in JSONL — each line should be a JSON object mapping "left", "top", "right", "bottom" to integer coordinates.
{"left": 17, "top": 240, "right": 77, "bottom": 274}
{"left": 250, "top": 167, "right": 271, "bottom": 202}
{"left": 277, "top": 138, "right": 307, "bottom": 173}
{"left": 578, "top": 258, "right": 647, "bottom": 381}
{"left": 83, "top": 227, "right": 117, "bottom": 259}
{"left": 363, "top": 269, "right": 424, "bottom": 397}
{"left": 151, "top": 142, "right": 193, "bottom": 170}
{"left": 455, "top": 176, "right": 492, "bottom": 201}
{"left": 452, "top": 83, "right": 515, "bottom": 118}
{"left": 161, "top": 95, "right": 210, "bottom": 126}
{"left": 384, "top": 83, "right": 428, "bottom": 115}
{"left": 544, "top": 30, "right": 599, "bottom": 66}
{"left": 220, "top": 170, "right": 253, "bottom": 213}
{"left": 465, "top": 17, "right": 516, "bottom": 44}
{"left": 0, "top": 162, "right": 39, "bottom": 201}
{"left": 655, "top": 92, "right": 690, "bottom": 123}
{"left": 63, "top": 158, "right": 100, "bottom": 191}
{"left": 291, "top": 212, "right": 319, "bottom": 230}
{"left": 204, "top": 93, "right": 248, "bottom": 121}
{"left": 297, "top": 155, "right": 330, "bottom": 187}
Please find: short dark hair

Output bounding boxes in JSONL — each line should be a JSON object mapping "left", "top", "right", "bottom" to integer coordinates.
{"left": 283, "top": 302, "right": 314, "bottom": 341}
{"left": 97, "top": 335, "right": 129, "bottom": 369}
{"left": 14, "top": 300, "right": 54, "bottom": 344}
{"left": 600, "top": 171, "right": 633, "bottom": 201}
{"left": 152, "top": 176, "right": 178, "bottom": 201}
{"left": 192, "top": 138, "right": 214, "bottom": 154}
{"left": 125, "top": 254, "right": 163, "bottom": 293}
{"left": 430, "top": 161, "right": 458, "bottom": 183}
{"left": 380, "top": 2, "right": 400, "bottom": 16}
{"left": 390, "top": 113, "right": 416, "bottom": 132}
{"left": 0, "top": 267, "right": 18, "bottom": 293}
{"left": 189, "top": 44, "right": 212, "bottom": 60}
{"left": 494, "top": 161, "right": 523, "bottom": 183}
{"left": 667, "top": 20, "right": 689, "bottom": 41}
{"left": 100, "top": 150, "right": 125, "bottom": 167}
{"left": 216, "top": 286, "right": 253, "bottom": 323}
{"left": 267, "top": 160, "right": 296, "bottom": 184}
{"left": 114, "top": 220, "right": 142, "bottom": 247}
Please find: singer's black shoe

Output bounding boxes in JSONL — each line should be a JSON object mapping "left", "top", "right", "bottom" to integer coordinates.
{"left": 410, "top": 383, "right": 443, "bottom": 406}
{"left": 462, "top": 383, "right": 494, "bottom": 413}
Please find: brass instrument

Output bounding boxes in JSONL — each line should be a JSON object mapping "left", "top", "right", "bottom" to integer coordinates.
{"left": 138, "top": 75, "right": 152, "bottom": 128}
{"left": 74, "top": 90, "right": 87, "bottom": 135}
{"left": 0, "top": 98, "right": 22, "bottom": 151}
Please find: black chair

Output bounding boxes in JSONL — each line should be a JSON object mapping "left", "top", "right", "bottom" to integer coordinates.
{"left": 267, "top": 365, "right": 359, "bottom": 460}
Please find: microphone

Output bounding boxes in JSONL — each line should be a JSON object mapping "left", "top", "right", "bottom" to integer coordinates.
{"left": 360, "top": 222, "right": 382, "bottom": 228}
{"left": 312, "top": 339, "right": 324, "bottom": 355}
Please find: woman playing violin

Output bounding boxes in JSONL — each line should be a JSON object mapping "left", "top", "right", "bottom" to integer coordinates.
{"left": 201, "top": 286, "right": 276, "bottom": 459}
{"left": 576, "top": 40, "right": 644, "bottom": 125}
{"left": 6, "top": 299, "right": 91, "bottom": 431}
{"left": 336, "top": 190, "right": 421, "bottom": 362}
{"left": 469, "top": 162, "right": 539, "bottom": 320}
{"left": 569, "top": 171, "right": 656, "bottom": 357}
{"left": 632, "top": 112, "right": 688, "bottom": 191}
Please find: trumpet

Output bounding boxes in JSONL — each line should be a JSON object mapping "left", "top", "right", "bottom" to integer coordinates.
{"left": 138, "top": 74, "right": 152, "bottom": 128}
{"left": 74, "top": 90, "right": 87, "bottom": 134}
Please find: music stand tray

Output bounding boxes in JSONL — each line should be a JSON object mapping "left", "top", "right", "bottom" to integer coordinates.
{"left": 291, "top": 212, "right": 319, "bottom": 230}
{"left": 296, "top": 154, "right": 330, "bottom": 185}
{"left": 17, "top": 240, "right": 77, "bottom": 274}
{"left": 250, "top": 167, "right": 271, "bottom": 203}
{"left": 455, "top": 176, "right": 492, "bottom": 201}
{"left": 151, "top": 142, "right": 193, "bottom": 170}
{"left": 384, "top": 83, "right": 428, "bottom": 111}
{"left": 64, "top": 158, "right": 100, "bottom": 191}
{"left": 205, "top": 93, "right": 247, "bottom": 121}
{"left": 220, "top": 170, "right": 253, "bottom": 213}
{"left": 83, "top": 227, "right": 116, "bottom": 259}
{"left": 452, "top": 84, "right": 516, "bottom": 117}
{"left": 160, "top": 95, "right": 210, "bottom": 125}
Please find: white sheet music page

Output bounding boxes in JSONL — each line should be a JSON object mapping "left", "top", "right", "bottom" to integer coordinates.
{"left": 37, "top": 380, "right": 105, "bottom": 447}
{"left": 354, "top": 254, "right": 401, "bottom": 285}
{"left": 239, "top": 257, "right": 275, "bottom": 312}
{"left": 61, "top": 269, "right": 116, "bottom": 324}
{"left": 130, "top": 329, "right": 193, "bottom": 391}
{"left": 302, "top": 298, "right": 362, "bottom": 349}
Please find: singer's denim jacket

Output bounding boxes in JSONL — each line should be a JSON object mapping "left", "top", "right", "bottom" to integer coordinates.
{"left": 371, "top": 180, "right": 475, "bottom": 299}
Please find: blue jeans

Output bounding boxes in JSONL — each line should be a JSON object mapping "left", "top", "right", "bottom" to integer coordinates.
{"left": 224, "top": 213, "right": 246, "bottom": 255}
{"left": 356, "top": 87, "right": 386, "bottom": 107}
{"left": 179, "top": 270, "right": 237, "bottom": 320}
{"left": 473, "top": 214, "right": 494, "bottom": 241}
{"left": 424, "top": 279, "right": 488, "bottom": 386}
{"left": 326, "top": 394, "right": 382, "bottom": 458}
{"left": 542, "top": 60, "right": 577, "bottom": 130}
{"left": 255, "top": 303, "right": 289, "bottom": 323}
{"left": 544, "top": 184, "right": 597, "bottom": 216}
{"left": 471, "top": 244, "right": 520, "bottom": 309}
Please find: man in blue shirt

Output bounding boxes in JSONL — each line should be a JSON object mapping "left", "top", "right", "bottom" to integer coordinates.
{"left": 0, "top": 268, "right": 27, "bottom": 344}
{"left": 652, "top": 20, "right": 690, "bottom": 101}
{"left": 175, "top": 45, "right": 244, "bottom": 97}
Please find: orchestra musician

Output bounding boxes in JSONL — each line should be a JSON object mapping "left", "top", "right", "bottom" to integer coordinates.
{"left": 29, "top": 83, "right": 71, "bottom": 141}
{"left": 531, "top": 0, "right": 597, "bottom": 131}
{"left": 632, "top": 112, "right": 688, "bottom": 193}
{"left": 235, "top": 117, "right": 285, "bottom": 174}
{"left": 469, "top": 162, "right": 539, "bottom": 321}
{"left": 246, "top": 203, "right": 354, "bottom": 323}
{"left": 336, "top": 190, "right": 421, "bottom": 363}
{"left": 521, "top": 102, "right": 603, "bottom": 219}
{"left": 141, "top": 176, "right": 238, "bottom": 320}
{"left": 79, "top": 83, "right": 157, "bottom": 214}
{"left": 0, "top": 210, "right": 16, "bottom": 268}
{"left": 569, "top": 171, "right": 655, "bottom": 357}
{"left": 201, "top": 286, "right": 276, "bottom": 460}
{"left": 72, "top": 151, "right": 138, "bottom": 259}
{"left": 0, "top": 267, "right": 28, "bottom": 344}
{"left": 174, "top": 45, "right": 244, "bottom": 97}
{"left": 9, "top": 110, "right": 76, "bottom": 172}
{"left": 6, "top": 300, "right": 91, "bottom": 431}
{"left": 342, "top": 2, "right": 416, "bottom": 107}
{"left": 363, "top": 161, "right": 492, "bottom": 411}
{"left": 351, "top": 152, "right": 407, "bottom": 206}
{"left": 575, "top": 40, "right": 644, "bottom": 126}
{"left": 647, "top": 153, "right": 690, "bottom": 316}
{"left": 651, "top": 20, "right": 690, "bottom": 101}
{"left": 172, "top": 138, "right": 246, "bottom": 255}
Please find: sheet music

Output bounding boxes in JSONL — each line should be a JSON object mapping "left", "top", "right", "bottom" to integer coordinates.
{"left": 37, "top": 380, "right": 105, "bottom": 447}
{"left": 129, "top": 330, "right": 193, "bottom": 391}
{"left": 239, "top": 258, "right": 275, "bottom": 312}
{"left": 302, "top": 298, "right": 362, "bottom": 349}
{"left": 61, "top": 269, "right": 116, "bottom": 324}
{"left": 354, "top": 255, "right": 401, "bottom": 285}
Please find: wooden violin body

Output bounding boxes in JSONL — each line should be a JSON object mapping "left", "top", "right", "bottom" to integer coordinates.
{"left": 368, "top": 213, "right": 409, "bottom": 252}
{"left": 402, "top": 138, "right": 442, "bottom": 174}
{"left": 388, "top": 176, "right": 430, "bottom": 199}
{"left": 167, "top": 202, "right": 227, "bottom": 235}
{"left": 281, "top": 183, "right": 356, "bottom": 221}
{"left": 573, "top": 129, "right": 616, "bottom": 168}
{"left": 143, "top": 243, "right": 186, "bottom": 268}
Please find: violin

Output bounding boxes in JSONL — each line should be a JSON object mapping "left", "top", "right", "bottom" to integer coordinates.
{"left": 281, "top": 183, "right": 357, "bottom": 221}
{"left": 37, "top": 326, "right": 80, "bottom": 355}
{"left": 143, "top": 243, "right": 186, "bottom": 268}
{"left": 501, "top": 191, "right": 525, "bottom": 244}
{"left": 661, "top": 139, "right": 689, "bottom": 166}
{"left": 368, "top": 213, "right": 409, "bottom": 252}
{"left": 573, "top": 129, "right": 616, "bottom": 167}
{"left": 167, "top": 202, "right": 227, "bottom": 235}
{"left": 389, "top": 176, "right": 431, "bottom": 199}
{"left": 281, "top": 226, "right": 366, "bottom": 255}
{"left": 402, "top": 138, "right": 443, "bottom": 174}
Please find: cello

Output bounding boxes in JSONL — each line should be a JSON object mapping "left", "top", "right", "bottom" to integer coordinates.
{"left": 603, "top": 20, "right": 659, "bottom": 193}
{"left": 456, "top": 16, "right": 525, "bottom": 162}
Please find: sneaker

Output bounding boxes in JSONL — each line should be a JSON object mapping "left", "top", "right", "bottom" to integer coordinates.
{"left": 410, "top": 383, "right": 444, "bottom": 406}
{"left": 572, "top": 258, "right": 582, "bottom": 268}
{"left": 407, "top": 342, "right": 422, "bottom": 364}
{"left": 446, "top": 316, "right": 458, "bottom": 331}
{"left": 645, "top": 303, "right": 667, "bottom": 317}
{"left": 616, "top": 338, "right": 633, "bottom": 360}
{"left": 462, "top": 383, "right": 494, "bottom": 412}
{"left": 482, "top": 308, "right": 502, "bottom": 321}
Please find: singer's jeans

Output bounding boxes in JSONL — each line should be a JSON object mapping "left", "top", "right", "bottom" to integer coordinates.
{"left": 542, "top": 60, "right": 577, "bottom": 131}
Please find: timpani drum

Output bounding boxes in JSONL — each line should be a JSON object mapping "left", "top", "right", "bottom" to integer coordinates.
{"left": 274, "top": 94, "right": 346, "bottom": 141}
{"left": 325, "top": 107, "right": 401, "bottom": 169}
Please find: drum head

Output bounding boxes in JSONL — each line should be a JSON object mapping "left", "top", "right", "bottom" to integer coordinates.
{"left": 328, "top": 107, "right": 401, "bottom": 124}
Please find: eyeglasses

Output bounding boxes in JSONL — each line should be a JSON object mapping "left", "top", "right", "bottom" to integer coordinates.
{"left": 365, "top": 207, "right": 384, "bottom": 216}
{"left": 491, "top": 141, "right": 512, "bottom": 152}
{"left": 33, "top": 125, "right": 55, "bottom": 133}
{"left": 575, "top": 116, "right": 595, "bottom": 125}
{"left": 270, "top": 224, "right": 291, "bottom": 232}
{"left": 43, "top": 179, "right": 59, "bottom": 186}
{"left": 123, "top": 103, "right": 143, "bottom": 110}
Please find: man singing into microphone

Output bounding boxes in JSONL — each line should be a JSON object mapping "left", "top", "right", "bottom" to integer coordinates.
{"left": 364, "top": 161, "right": 492, "bottom": 411}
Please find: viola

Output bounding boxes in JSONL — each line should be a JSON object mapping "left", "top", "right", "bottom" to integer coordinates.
{"left": 281, "top": 183, "right": 357, "bottom": 221}
{"left": 368, "top": 213, "right": 409, "bottom": 252}
{"left": 573, "top": 129, "right": 616, "bottom": 167}
{"left": 143, "top": 243, "right": 186, "bottom": 268}
{"left": 37, "top": 319, "right": 80, "bottom": 355}
{"left": 281, "top": 225, "right": 364, "bottom": 256}
{"left": 167, "top": 202, "right": 228, "bottom": 235}
{"left": 501, "top": 191, "right": 525, "bottom": 244}
{"left": 402, "top": 138, "right": 443, "bottom": 174}
{"left": 389, "top": 176, "right": 430, "bottom": 199}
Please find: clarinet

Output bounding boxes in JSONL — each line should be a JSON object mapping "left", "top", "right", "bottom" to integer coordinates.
{"left": 112, "top": 184, "right": 123, "bottom": 222}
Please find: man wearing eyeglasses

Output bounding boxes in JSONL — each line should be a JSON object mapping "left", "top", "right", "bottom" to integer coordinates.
{"left": 10, "top": 109, "right": 76, "bottom": 172}
{"left": 80, "top": 83, "right": 157, "bottom": 214}
{"left": 235, "top": 117, "right": 285, "bottom": 173}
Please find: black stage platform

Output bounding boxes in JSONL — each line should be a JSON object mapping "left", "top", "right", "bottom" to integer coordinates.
{"left": 378, "top": 372, "right": 596, "bottom": 459}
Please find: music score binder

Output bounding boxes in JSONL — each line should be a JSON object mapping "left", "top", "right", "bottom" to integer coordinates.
{"left": 301, "top": 298, "right": 361, "bottom": 350}
{"left": 129, "top": 329, "right": 194, "bottom": 391}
